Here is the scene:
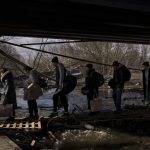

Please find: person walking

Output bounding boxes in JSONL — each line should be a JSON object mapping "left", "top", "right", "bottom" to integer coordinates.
{"left": 23, "top": 66, "right": 43, "bottom": 119}
{"left": 112, "top": 61, "right": 130, "bottom": 113}
{"left": 82, "top": 64, "right": 104, "bottom": 111}
{"left": 50, "top": 57, "right": 69, "bottom": 117}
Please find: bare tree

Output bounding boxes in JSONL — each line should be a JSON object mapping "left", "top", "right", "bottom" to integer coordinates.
{"left": 0, "top": 43, "right": 25, "bottom": 76}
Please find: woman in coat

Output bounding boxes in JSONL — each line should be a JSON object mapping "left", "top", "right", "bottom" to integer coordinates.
{"left": 23, "top": 66, "right": 43, "bottom": 119}
{"left": 0, "top": 68, "right": 17, "bottom": 116}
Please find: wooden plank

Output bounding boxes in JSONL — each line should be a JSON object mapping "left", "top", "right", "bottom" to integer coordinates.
{"left": 29, "top": 122, "right": 34, "bottom": 128}
{"left": 16, "top": 123, "right": 23, "bottom": 129}
{"left": 22, "top": 123, "right": 26, "bottom": 128}
{"left": 24, "top": 122, "right": 29, "bottom": 128}
{"left": 12, "top": 123, "right": 17, "bottom": 129}
{"left": 9, "top": 124, "right": 14, "bottom": 128}
{"left": 3, "top": 124, "right": 7, "bottom": 128}
{"left": 0, "top": 124, "right": 4, "bottom": 128}
{"left": 34, "top": 121, "right": 41, "bottom": 129}
{"left": 37, "top": 121, "right": 41, "bottom": 129}
{"left": 0, "top": 121, "right": 41, "bottom": 130}
{"left": 5, "top": 124, "right": 10, "bottom": 128}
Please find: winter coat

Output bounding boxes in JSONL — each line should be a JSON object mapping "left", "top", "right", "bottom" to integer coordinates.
{"left": 142, "top": 67, "right": 150, "bottom": 100}
{"left": 1, "top": 70, "right": 17, "bottom": 107}
{"left": 113, "top": 65, "right": 125, "bottom": 89}
{"left": 24, "top": 69, "right": 43, "bottom": 101}
{"left": 85, "top": 69, "right": 99, "bottom": 90}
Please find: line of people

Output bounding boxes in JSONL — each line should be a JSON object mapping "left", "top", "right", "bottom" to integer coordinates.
{"left": 0, "top": 58, "right": 149, "bottom": 119}
{"left": 23, "top": 56, "right": 75, "bottom": 119}
{"left": 0, "top": 57, "right": 77, "bottom": 119}
{"left": 82, "top": 61, "right": 131, "bottom": 114}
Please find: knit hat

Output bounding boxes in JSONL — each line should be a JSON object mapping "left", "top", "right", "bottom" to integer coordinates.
{"left": 23, "top": 66, "right": 32, "bottom": 71}
{"left": 86, "top": 64, "right": 93, "bottom": 69}
{"left": 52, "top": 57, "right": 58, "bottom": 63}
{"left": 142, "top": 61, "right": 149, "bottom": 67}
{"left": 112, "top": 61, "right": 119, "bottom": 66}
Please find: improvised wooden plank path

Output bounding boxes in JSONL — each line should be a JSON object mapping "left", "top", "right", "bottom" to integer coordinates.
{"left": 0, "top": 121, "right": 41, "bottom": 130}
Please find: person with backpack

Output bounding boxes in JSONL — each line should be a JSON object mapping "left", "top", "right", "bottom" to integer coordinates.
{"left": 83, "top": 64, "right": 104, "bottom": 110}
{"left": 50, "top": 57, "right": 69, "bottom": 117}
{"left": 23, "top": 66, "right": 43, "bottom": 120}
{"left": 112, "top": 61, "right": 131, "bottom": 113}
{"left": 113, "top": 61, "right": 131, "bottom": 113}
{"left": 142, "top": 62, "right": 150, "bottom": 105}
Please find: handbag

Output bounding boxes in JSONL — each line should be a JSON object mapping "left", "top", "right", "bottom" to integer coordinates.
{"left": 90, "top": 92, "right": 102, "bottom": 112}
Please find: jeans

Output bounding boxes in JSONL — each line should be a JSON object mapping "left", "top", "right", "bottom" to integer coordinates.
{"left": 113, "top": 88, "right": 123, "bottom": 111}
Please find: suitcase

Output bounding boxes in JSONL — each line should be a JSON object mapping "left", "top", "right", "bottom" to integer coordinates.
{"left": 90, "top": 97, "right": 102, "bottom": 112}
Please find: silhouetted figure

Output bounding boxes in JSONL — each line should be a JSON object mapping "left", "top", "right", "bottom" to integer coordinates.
{"left": 84, "top": 64, "right": 104, "bottom": 110}
{"left": 112, "top": 61, "right": 130, "bottom": 113}
{"left": 0, "top": 68, "right": 17, "bottom": 116}
{"left": 142, "top": 62, "right": 150, "bottom": 105}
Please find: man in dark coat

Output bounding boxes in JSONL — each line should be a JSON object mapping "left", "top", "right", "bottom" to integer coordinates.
{"left": 142, "top": 62, "right": 150, "bottom": 105}
{"left": 112, "top": 61, "right": 125, "bottom": 113}
{"left": 50, "top": 57, "right": 68, "bottom": 117}
{"left": 0, "top": 68, "right": 17, "bottom": 116}
{"left": 85, "top": 64, "right": 99, "bottom": 110}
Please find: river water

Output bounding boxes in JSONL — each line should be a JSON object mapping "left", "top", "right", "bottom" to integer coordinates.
{"left": 4, "top": 88, "right": 143, "bottom": 117}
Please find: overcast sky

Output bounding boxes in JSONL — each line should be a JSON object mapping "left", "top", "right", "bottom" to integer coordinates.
{"left": 9, "top": 37, "right": 45, "bottom": 57}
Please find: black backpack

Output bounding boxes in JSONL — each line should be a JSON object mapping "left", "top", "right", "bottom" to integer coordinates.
{"left": 108, "top": 78, "right": 115, "bottom": 88}
{"left": 94, "top": 72, "right": 104, "bottom": 87}
{"left": 64, "top": 75, "right": 77, "bottom": 94}
{"left": 39, "top": 77, "right": 47, "bottom": 88}
{"left": 122, "top": 66, "right": 131, "bottom": 81}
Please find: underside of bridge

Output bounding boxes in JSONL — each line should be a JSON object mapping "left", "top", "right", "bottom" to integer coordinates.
{"left": 1, "top": 0, "right": 150, "bottom": 44}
